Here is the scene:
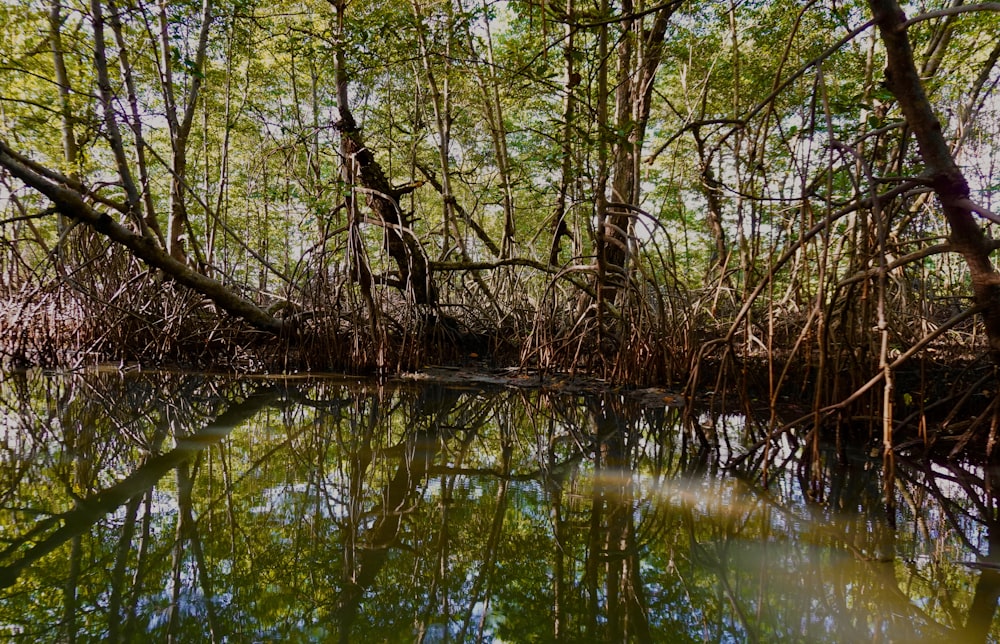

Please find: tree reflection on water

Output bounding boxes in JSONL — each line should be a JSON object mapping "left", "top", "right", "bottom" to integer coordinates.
{"left": 0, "top": 369, "right": 995, "bottom": 642}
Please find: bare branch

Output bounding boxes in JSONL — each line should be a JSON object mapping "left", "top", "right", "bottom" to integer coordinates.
{"left": 901, "top": 3, "right": 1000, "bottom": 28}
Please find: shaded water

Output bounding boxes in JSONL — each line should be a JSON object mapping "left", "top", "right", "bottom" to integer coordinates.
{"left": 0, "top": 369, "right": 996, "bottom": 642}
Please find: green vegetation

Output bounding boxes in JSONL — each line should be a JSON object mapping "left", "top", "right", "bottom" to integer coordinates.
{"left": 2, "top": 1, "right": 1000, "bottom": 455}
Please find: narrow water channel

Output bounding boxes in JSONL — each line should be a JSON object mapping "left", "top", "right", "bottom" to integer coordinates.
{"left": 0, "top": 369, "right": 994, "bottom": 642}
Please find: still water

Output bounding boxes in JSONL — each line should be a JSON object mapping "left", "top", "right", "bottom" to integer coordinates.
{"left": 0, "top": 368, "right": 995, "bottom": 642}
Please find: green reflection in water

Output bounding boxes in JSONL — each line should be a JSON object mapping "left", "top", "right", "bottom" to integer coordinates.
{"left": 0, "top": 369, "right": 994, "bottom": 642}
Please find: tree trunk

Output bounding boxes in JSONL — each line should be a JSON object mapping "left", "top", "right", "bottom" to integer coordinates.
{"left": 90, "top": 0, "right": 146, "bottom": 235}
{"left": 868, "top": 0, "right": 1000, "bottom": 363}
{"left": 549, "top": 0, "right": 578, "bottom": 267}
{"left": 331, "top": 0, "right": 437, "bottom": 306}
{"left": 411, "top": 0, "right": 458, "bottom": 259}
{"left": 162, "top": 0, "right": 213, "bottom": 263}
{"left": 107, "top": 0, "right": 165, "bottom": 245}
{"left": 48, "top": 0, "right": 77, "bottom": 251}
{"left": 0, "top": 140, "right": 286, "bottom": 335}
{"left": 49, "top": 1, "right": 77, "bottom": 178}
{"left": 602, "top": 3, "right": 679, "bottom": 296}
{"left": 693, "top": 127, "right": 728, "bottom": 278}
{"left": 469, "top": 0, "right": 517, "bottom": 258}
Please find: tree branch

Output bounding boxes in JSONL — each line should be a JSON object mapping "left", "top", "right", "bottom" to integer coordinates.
{"left": 901, "top": 3, "right": 1000, "bottom": 28}
{"left": 870, "top": 0, "right": 1000, "bottom": 358}
{"left": 0, "top": 139, "right": 286, "bottom": 336}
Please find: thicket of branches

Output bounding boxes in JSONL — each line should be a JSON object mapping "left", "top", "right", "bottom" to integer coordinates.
{"left": 3, "top": 0, "right": 1000, "bottom": 452}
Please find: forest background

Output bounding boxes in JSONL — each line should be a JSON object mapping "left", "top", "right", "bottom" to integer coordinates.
{"left": 2, "top": 0, "right": 1000, "bottom": 454}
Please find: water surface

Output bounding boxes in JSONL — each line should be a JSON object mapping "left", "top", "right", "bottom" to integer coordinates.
{"left": 0, "top": 369, "right": 995, "bottom": 642}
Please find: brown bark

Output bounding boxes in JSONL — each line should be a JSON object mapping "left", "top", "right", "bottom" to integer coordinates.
{"left": 330, "top": 0, "right": 437, "bottom": 306}
{"left": 550, "top": 0, "right": 578, "bottom": 267}
{"left": 411, "top": 0, "right": 456, "bottom": 258}
{"left": 468, "top": 0, "right": 517, "bottom": 258}
{"left": 107, "top": 0, "right": 165, "bottom": 245}
{"left": 90, "top": 0, "right": 146, "bottom": 235}
{"left": 49, "top": 1, "right": 77, "bottom": 177}
{"left": 869, "top": 0, "right": 1000, "bottom": 362}
{"left": 338, "top": 120, "right": 437, "bottom": 306}
{"left": 48, "top": 0, "right": 77, "bottom": 249}
{"left": 0, "top": 140, "right": 286, "bottom": 335}
{"left": 416, "top": 162, "right": 501, "bottom": 257}
{"left": 602, "top": 2, "right": 680, "bottom": 292}
{"left": 162, "top": 0, "right": 213, "bottom": 263}
{"left": 693, "top": 127, "right": 728, "bottom": 276}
